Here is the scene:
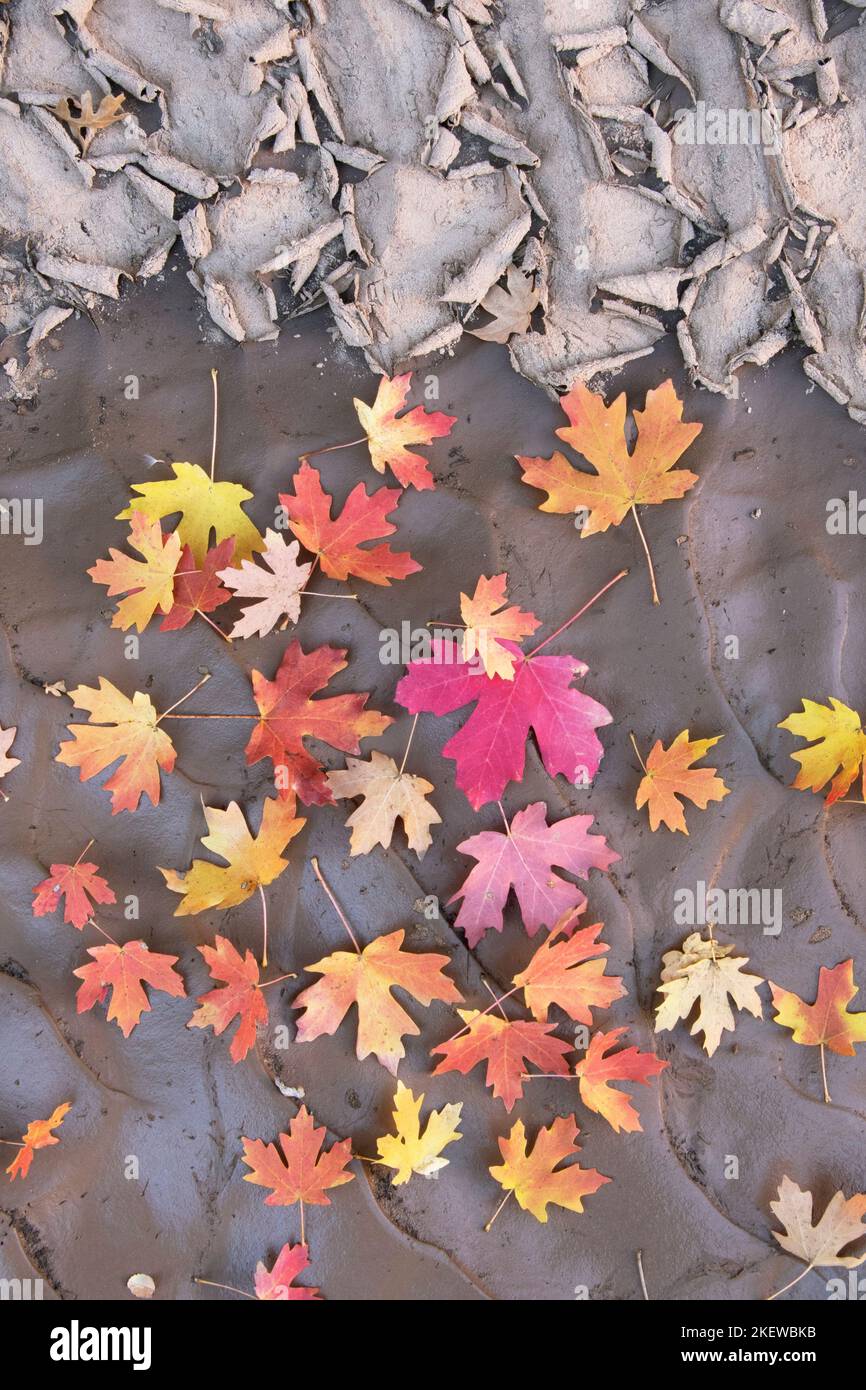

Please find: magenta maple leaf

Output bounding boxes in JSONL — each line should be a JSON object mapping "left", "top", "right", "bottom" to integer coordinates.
{"left": 394, "top": 639, "right": 612, "bottom": 810}
{"left": 448, "top": 801, "right": 619, "bottom": 945}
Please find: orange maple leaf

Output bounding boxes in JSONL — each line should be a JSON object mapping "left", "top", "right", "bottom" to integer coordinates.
{"left": 241, "top": 1106, "right": 354, "bottom": 1206}
{"left": 517, "top": 379, "right": 701, "bottom": 602}
{"left": 56, "top": 680, "right": 176, "bottom": 814}
{"left": 770, "top": 960, "right": 866, "bottom": 1056}
{"left": 489, "top": 1115, "right": 610, "bottom": 1223}
{"left": 74, "top": 940, "right": 186, "bottom": 1036}
{"left": 294, "top": 929, "right": 461, "bottom": 1074}
{"left": 513, "top": 912, "right": 625, "bottom": 1024}
{"left": 634, "top": 730, "right": 729, "bottom": 833}
{"left": 353, "top": 372, "right": 456, "bottom": 490}
{"left": 574, "top": 1027, "right": 668, "bottom": 1133}
{"left": 459, "top": 573, "right": 540, "bottom": 680}
{"left": 280, "top": 461, "right": 422, "bottom": 586}
{"left": 432, "top": 1009, "right": 571, "bottom": 1111}
{"left": 5, "top": 1102, "right": 71, "bottom": 1182}
{"left": 32, "top": 858, "right": 116, "bottom": 931}
{"left": 188, "top": 936, "right": 270, "bottom": 1063}
{"left": 88, "top": 511, "right": 182, "bottom": 633}
{"left": 244, "top": 642, "right": 392, "bottom": 806}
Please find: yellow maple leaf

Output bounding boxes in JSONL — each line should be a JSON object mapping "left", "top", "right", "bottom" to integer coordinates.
{"left": 160, "top": 797, "right": 305, "bottom": 915}
{"left": 117, "top": 462, "right": 264, "bottom": 566}
{"left": 88, "top": 511, "right": 181, "bottom": 632}
{"left": 459, "top": 573, "right": 539, "bottom": 680}
{"left": 326, "top": 750, "right": 441, "bottom": 858}
{"left": 634, "top": 729, "right": 728, "bottom": 833}
{"left": 778, "top": 697, "right": 866, "bottom": 804}
{"left": 375, "top": 1080, "right": 462, "bottom": 1185}
{"left": 488, "top": 1115, "right": 610, "bottom": 1224}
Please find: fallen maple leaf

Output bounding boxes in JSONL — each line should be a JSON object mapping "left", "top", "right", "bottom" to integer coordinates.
{"left": 634, "top": 730, "right": 729, "bottom": 834}
{"left": 294, "top": 929, "right": 461, "bottom": 1074}
{"left": 217, "top": 530, "right": 312, "bottom": 639}
{"left": 32, "top": 858, "right": 116, "bottom": 931}
{"left": 5, "top": 1102, "right": 72, "bottom": 1182}
{"left": 56, "top": 680, "right": 176, "bottom": 814}
{"left": 53, "top": 91, "right": 126, "bottom": 152}
{"left": 255, "top": 1244, "right": 321, "bottom": 1300}
{"left": 326, "top": 751, "right": 440, "bottom": 858}
{"left": 769, "top": 959, "right": 866, "bottom": 1103}
{"left": 88, "top": 512, "right": 182, "bottom": 633}
{"left": 242, "top": 1105, "right": 354, "bottom": 1206}
{"left": 777, "top": 697, "right": 866, "bottom": 804}
{"left": 74, "top": 940, "right": 186, "bottom": 1036}
{"left": 517, "top": 379, "right": 701, "bottom": 603}
{"left": 432, "top": 1009, "right": 571, "bottom": 1112}
{"left": 118, "top": 461, "right": 264, "bottom": 565}
{"left": 280, "top": 461, "right": 421, "bottom": 585}
{"left": 0, "top": 724, "right": 20, "bottom": 783}
{"left": 470, "top": 266, "right": 540, "bottom": 343}
{"left": 160, "top": 797, "right": 305, "bottom": 915}
{"left": 375, "top": 1080, "right": 463, "bottom": 1185}
{"left": 654, "top": 931, "right": 763, "bottom": 1057}
{"left": 513, "top": 911, "right": 625, "bottom": 1023}
{"left": 395, "top": 638, "right": 611, "bottom": 811}
{"left": 160, "top": 538, "right": 234, "bottom": 632}
{"left": 353, "top": 373, "right": 456, "bottom": 490}
{"left": 488, "top": 1116, "right": 610, "bottom": 1223}
{"left": 769, "top": 1177, "right": 866, "bottom": 1298}
{"left": 245, "top": 642, "right": 392, "bottom": 806}
{"left": 459, "top": 573, "right": 540, "bottom": 680}
{"left": 573, "top": 1027, "right": 667, "bottom": 1134}
{"left": 188, "top": 936, "right": 270, "bottom": 1063}
{"left": 449, "top": 801, "right": 619, "bottom": 946}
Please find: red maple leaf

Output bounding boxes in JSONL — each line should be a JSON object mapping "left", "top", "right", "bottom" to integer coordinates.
{"left": 188, "top": 936, "right": 269, "bottom": 1063}
{"left": 279, "top": 461, "right": 421, "bottom": 586}
{"left": 32, "top": 859, "right": 116, "bottom": 931}
{"left": 574, "top": 1027, "right": 668, "bottom": 1133}
{"left": 241, "top": 1106, "right": 354, "bottom": 1206}
{"left": 244, "top": 641, "right": 392, "bottom": 806}
{"left": 160, "top": 538, "right": 234, "bottom": 631}
{"left": 432, "top": 1010, "right": 571, "bottom": 1111}
{"left": 74, "top": 940, "right": 186, "bottom": 1036}
{"left": 254, "top": 1243, "right": 321, "bottom": 1300}
{"left": 449, "top": 801, "right": 619, "bottom": 945}
{"left": 395, "top": 638, "right": 611, "bottom": 810}
{"left": 5, "top": 1102, "right": 71, "bottom": 1182}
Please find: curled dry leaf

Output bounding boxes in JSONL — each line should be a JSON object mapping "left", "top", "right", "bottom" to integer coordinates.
{"left": 74, "top": 940, "right": 186, "bottom": 1037}
{"left": 449, "top": 801, "right": 619, "bottom": 946}
{"left": 778, "top": 697, "right": 866, "bottom": 804}
{"left": 127, "top": 1274, "right": 156, "bottom": 1300}
{"left": 56, "top": 680, "right": 176, "bottom": 814}
{"left": 470, "top": 266, "right": 540, "bottom": 343}
{"left": 217, "top": 530, "right": 312, "bottom": 639}
{"left": 353, "top": 372, "right": 456, "bottom": 490}
{"left": 488, "top": 1116, "right": 610, "bottom": 1224}
{"left": 242, "top": 1106, "right": 354, "bottom": 1207}
{"left": 32, "top": 858, "right": 116, "bottom": 931}
{"left": 293, "top": 929, "right": 461, "bottom": 1075}
{"left": 326, "top": 750, "right": 441, "bottom": 858}
{"left": 160, "top": 797, "right": 305, "bottom": 915}
{"left": 654, "top": 931, "right": 763, "bottom": 1057}
{"left": 88, "top": 512, "right": 182, "bottom": 633}
{"left": 5, "top": 1102, "right": 71, "bottom": 1182}
{"left": 53, "top": 91, "right": 126, "bottom": 152}
{"left": 459, "top": 573, "right": 540, "bottom": 680}
{"left": 118, "top": 462, "right": 264, "bottom": 565}
{"left": 634, "top": 730, "right": 729, "bottom": 834}
{"left": 375, "top": 1080, "right": 462, "bottom": 1185}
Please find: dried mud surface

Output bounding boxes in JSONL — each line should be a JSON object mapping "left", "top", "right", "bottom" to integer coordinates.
{"left": 0, "top": 270, "right": 864, "bottom": 1302}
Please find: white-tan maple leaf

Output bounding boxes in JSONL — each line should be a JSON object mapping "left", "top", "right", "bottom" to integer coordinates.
{"left": 0, "top": 724, "right": 20, "bottom": 781}
{"left": 326, "top": 750, "right": 441, "bottom": 857}
{"left": 771, "top": 1176, "right": 866, "bottom": 1271}
{"left": 217, "top": 529, "right": 312, "bottom": 639}
{"left": 470, "top": 266, "right": 540, "bottom": 344}
{"left": 654, "top": 930, "right": 763, "bottom": 1056}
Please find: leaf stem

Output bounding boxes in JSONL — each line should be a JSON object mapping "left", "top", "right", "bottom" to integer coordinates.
{"left": 156, "top": 672, "right": 212, "bottom": 723}
{"left": 526, "top": 569, "right": 629, "bottom": 656}
{"left": 258, "top": 971, "right": 296, "bottom": 990}
{"left": 767, "top": 1262, "right": 815, "bottom": 1301}
{"left": 85, "top": 916, "right": 119, "bottom": 947}
{"left": 399, "top": 713, "right": 419, "bottom": 777}
{"left": 299, "top": 1199, "right": 306, "bottom": 1247}
{"left": 197, "top": 610, "right": 232, "bottom": 643}
{"left": 628, "top": 731, "right": 648, "bottom": 775}
{"left": 74, "top": 838, "right": 95, "bottom": 867}
{"left": 299, "top": 438, "right": 367, "bottom": 466}
{"left": 441, "top": 985, "right": 521, "bottom": 1045}
{"left": 482, "top": 977, "right": 509, "bottom": 1021}
{"left": 636, "top": 1249, "right": 650, "bottom": 1301}
{"left": 259, "top": 884, "right": 269, "bottom": 969}
{"left": 484, "top": 1189, "right": 513, "bottom": 1232}
{"left": 311, "top": 857, "right": 361, "bottom": 953}
{"left": 210, "top": 368, "right": 219, "bottom": 482}
{"left": 630, "top": 504, "right": 659, "bottom": 605}
{"left": 820, "top": 1040, "right": 831, "bottom": 1104}
{"left": 194, "top": 1276, "right": 255, "bottom": 1301}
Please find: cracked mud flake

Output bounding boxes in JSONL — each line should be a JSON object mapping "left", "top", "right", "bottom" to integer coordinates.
{"left": 1, "top": 264, "right": 864, "bottom": 1297}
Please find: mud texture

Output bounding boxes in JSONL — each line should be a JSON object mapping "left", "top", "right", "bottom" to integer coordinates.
{"left": 0, "top": 265, "right": 864, "bottom": 1301}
